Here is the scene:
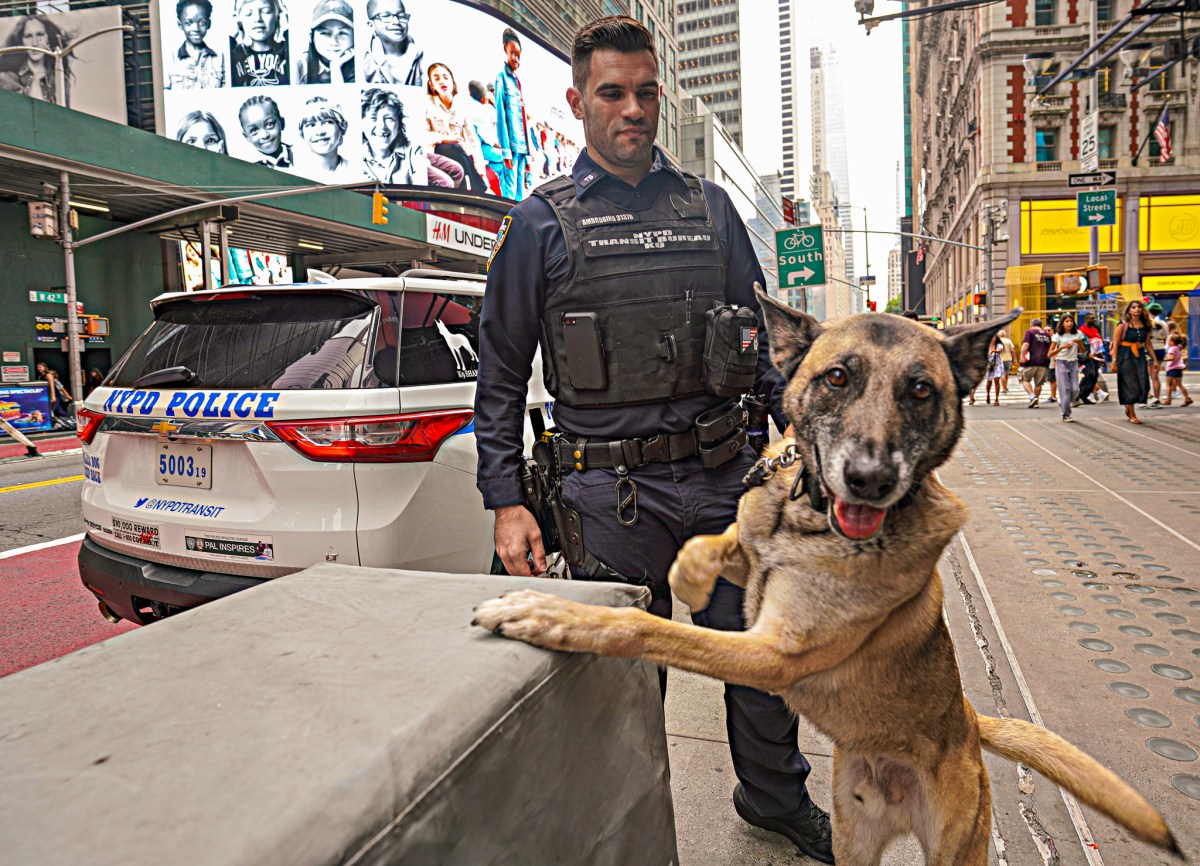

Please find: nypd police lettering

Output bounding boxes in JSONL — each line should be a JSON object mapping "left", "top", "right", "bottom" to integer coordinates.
{"left": 584, "top": 228, "right": 716, "bottom": 253}
{"left": 102, "top": 389, "right": 281, "bottom": 419}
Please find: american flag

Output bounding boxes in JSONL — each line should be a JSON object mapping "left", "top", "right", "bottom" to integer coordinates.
{"left": 1154, "top": 105, "right": 1172, "bottom": 164}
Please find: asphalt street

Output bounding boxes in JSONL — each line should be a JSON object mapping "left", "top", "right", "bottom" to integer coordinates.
{"left": 1, "top": 391, "right": 1198, "bottom": 863}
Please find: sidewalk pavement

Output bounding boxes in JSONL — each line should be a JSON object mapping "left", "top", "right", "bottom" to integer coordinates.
{"left": 664, "top": 392, "right": 1199, "bottom": 864}
{"left": 0, "top": 432, "right": 80, "bottom": 462}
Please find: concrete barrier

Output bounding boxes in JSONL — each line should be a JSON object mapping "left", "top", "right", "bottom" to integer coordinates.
{"left": 0, "top": 565, "right": 677, "bottom": 865}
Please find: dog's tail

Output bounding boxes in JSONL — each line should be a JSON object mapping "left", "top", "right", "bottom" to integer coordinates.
{"left": 976, "top": 712, "right": 1181, "bottom": 857}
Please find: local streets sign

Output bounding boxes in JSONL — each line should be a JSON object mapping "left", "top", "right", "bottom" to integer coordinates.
{"left": 1077, "top": 190, "right": 1116, "bottom": 227}
{"left": 1068, "top": 171, "right": 1116, "bottom": 189}
{"left": 776, "top": 224, "right": 826, "bottom": 288}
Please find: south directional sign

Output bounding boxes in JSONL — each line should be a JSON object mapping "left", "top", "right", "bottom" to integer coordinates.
{"left": 1068, "top": 171, "right": 1116, "bottom": 188}
{"left": 1077, "top": 189, "right": 1117, "bottom": 228}
{"left": 776, "top": 224, "right": 826, "bottom": 288}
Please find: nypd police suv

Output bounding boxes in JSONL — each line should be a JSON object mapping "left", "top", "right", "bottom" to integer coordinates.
{"left": 78, "top": 271, "right": 549, "bottom": 624}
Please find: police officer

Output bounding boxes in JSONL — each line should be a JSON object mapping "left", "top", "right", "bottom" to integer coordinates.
{"left": 474, "top": 17, "right": 833, "bottom": 864}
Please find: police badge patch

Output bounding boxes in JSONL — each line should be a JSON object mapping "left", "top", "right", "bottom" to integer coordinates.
{"left": 488, "top": 215, "right": 513, "bottom": 272}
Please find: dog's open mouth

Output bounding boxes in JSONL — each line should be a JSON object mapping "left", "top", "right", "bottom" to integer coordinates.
{"left": 830, "top": 496, "right": 887, "bottom": 540}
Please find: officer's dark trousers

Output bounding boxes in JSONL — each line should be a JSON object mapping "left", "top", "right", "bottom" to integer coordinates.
{"left": 561, "top": 448, "right": 815, "bottom": 819}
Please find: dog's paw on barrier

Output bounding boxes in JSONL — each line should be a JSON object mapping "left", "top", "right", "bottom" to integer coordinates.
{"left": 473, "top": 590, "right": 589, "bottom": 649}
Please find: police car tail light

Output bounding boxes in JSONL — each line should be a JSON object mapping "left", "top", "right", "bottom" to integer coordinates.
{"left": 267, "top": 410, "right": 474, "bottom": 463}
{"left": 76, "top": 407, "right": 106, "bottom": 445}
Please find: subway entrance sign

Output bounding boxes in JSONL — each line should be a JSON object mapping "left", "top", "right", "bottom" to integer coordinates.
{"left": 776, "top": 225, "right": 826, "bottom": 288}
{"left": 1076, "top": 190, "right": 1116, "bottom": 227}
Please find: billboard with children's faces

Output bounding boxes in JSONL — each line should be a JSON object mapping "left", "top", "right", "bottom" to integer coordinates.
{"left": 156, "top": 0, "right": 582, "bottom": 202}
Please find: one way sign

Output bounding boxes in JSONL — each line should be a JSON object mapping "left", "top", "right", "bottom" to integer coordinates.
{"left": 1069, "top": 171, "right": 1116, "bottom": 188}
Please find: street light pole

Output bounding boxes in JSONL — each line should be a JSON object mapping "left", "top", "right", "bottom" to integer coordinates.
{"left": 0, "top": 23, "right": 131, "bottom": 405}
{"left": 1089, "top": 0, "right": 1100, "bottom": 269}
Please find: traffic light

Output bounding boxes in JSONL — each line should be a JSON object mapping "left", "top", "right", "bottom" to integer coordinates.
{"left": 867, "top": 300, "right": 877, "bottom": 312}
{"left": 371, "top": 192, "right": 389, "bottom": 225}
{"left": 972, "top": 292, "right": 987, "bottom": 305}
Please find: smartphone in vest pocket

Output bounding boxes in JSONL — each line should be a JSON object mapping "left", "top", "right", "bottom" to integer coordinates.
{"left": 562, "top": 312, "right": 607, "bottom": 390}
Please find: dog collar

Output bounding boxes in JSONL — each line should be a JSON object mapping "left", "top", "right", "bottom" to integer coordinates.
{"left": 741, "top": 444, "right": 829, "bottom": 512}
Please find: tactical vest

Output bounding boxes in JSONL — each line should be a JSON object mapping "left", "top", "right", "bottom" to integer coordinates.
{"left": 534, "top": 172, "right": 727, "bottom": 408}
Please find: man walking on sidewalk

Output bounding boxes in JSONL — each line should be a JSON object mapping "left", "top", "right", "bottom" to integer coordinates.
{"left": 1020, "top": 317, "right": 1052, "bottom": 408}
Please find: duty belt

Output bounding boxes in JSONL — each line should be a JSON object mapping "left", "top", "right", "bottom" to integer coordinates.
{"left": 557, "top": 403, "right": 747, "bottom": 474}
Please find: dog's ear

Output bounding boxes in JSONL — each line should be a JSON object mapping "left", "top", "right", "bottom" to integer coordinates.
{"left": 755, "top": 284, "right": 824, "bottom": 380}
{"left": 941, "top": 307, "right": 1024, "bottom": 398}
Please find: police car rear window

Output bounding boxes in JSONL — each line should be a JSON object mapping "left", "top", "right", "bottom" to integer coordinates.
{"left": 107, "top": 293, "right": 377, "bottom": 389}
{"left": 397, "top": 292, "right": 482, "bottom": 386}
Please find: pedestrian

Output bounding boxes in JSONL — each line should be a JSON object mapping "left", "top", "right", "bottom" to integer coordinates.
{"left": 495, "top": 27, "right": 533, "bottom": 200}
{"left": 474, "top": 17, "right": 833, "bottom": 864}
{"left": 296, "top": 0, "right": 354, "bottom": 84}
{"left": 1049, "top": 314, "right": 1085, "bottom": 422}
{"left": 84, "top": 368, "right": 104, "bottom": 400}
{"left": 996, "top": 328, "right": 1015, "bottom": 393}
{"left": 984, "top": 332, "right": 1005, "bottom": 405}
{"left": 1112, "top": 299, "right": 1157, "bottom": 425}
{"left": 1046, "top": 318, "right": 1059, "bottom": 404}
{"left": 361, "top": 0, "right": 422, "bottom": 86}
{"left": 1162, "top": 333, "right": 1191, "bottom": 407}
{"left": 230, "top": 0, "right": 289, "bottom": 86}
{"left": 1077, "top": 313, "right": 1104, "bottom": 404}
{"left": 34, "top": 361, "right": 49, "bottom": 380}
{"left": 1146, "top": 302, "right": 1169, "bottom": 408}
{"left": 43, "top": 369, "right": 73, "bottom": 429}
{"left": 1019, "top": 316, "right": 1051, "bottom": 408}
{"left": 164, "top": 0, "right": 225, "bottom": 90}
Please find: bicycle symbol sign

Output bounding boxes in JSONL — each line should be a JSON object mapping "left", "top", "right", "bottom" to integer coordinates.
{"left": 783, "top": 232, "right": 817, "bottom": 251}
{"left": 775, "top": 225, "right": 826, "bottom": 288}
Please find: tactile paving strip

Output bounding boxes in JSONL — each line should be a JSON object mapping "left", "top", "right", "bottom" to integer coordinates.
{"left": 983, "top": 492, "right": 1200, "bottom": 801}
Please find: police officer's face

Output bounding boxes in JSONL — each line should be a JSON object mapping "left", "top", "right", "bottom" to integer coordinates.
{"left": 568, "top": 49, "right": 660, "bottom": 174}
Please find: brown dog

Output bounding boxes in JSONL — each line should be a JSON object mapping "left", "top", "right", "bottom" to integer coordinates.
{"left": 473, "top": 293, "right": 1179, "bottom": 865}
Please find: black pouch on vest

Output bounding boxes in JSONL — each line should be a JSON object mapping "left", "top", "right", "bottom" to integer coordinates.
{"left": 703, "top": 305, "right": 759, "bottom": 397}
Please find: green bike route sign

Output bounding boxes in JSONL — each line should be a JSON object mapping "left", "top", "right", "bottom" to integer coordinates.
{"left": 775, "top": 224, "right": 826, "bottom": 289}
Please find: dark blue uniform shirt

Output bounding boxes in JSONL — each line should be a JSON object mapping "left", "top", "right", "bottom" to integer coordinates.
{"left": 475, "top": 147, "right": 784, "bottom": 509}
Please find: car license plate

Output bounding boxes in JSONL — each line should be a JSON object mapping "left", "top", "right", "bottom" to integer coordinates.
{"left": 156, "top": 443, "right": 212, "bottom": 489}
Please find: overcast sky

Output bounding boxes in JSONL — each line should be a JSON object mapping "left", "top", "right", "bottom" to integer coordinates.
{"left": 740, "top": 1, "right": 905, "bottom": 308}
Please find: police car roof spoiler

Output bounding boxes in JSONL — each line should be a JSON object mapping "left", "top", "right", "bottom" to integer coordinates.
{"left": 148, "top": 270, "right": 485, "bottom": 312}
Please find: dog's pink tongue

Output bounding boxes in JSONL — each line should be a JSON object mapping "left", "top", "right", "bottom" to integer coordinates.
{"left": 833, "top": 498, "right": 887, "bottom": 539}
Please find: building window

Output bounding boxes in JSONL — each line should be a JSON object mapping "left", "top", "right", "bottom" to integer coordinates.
{"left": 633, "top": 1, "right": 643, "bottom": 23}
{"left": 658, "top": 34, "right": 667, "bottom": 82}
{"left": 1147, "top": 63, "right": 1170, "bottom": 92}
{"left": 1036, "top": 129, "right": 1057, "bottom": 162}
{"left": 670, "top": 102, "right": 678, "bottom": 153}
{"left": 1098, "top": 125, "right": 1114, "bottom": 159}
{"left": 1035, "top": 0, "right": 1056, "bottom": 26}
{"left": 1097, "top": 0, "right": 1112, "bottom": 20}
{"left": 668, "top": 47, "right": 676, "bottom": 90}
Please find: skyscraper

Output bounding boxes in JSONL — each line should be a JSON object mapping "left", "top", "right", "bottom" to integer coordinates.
{"left": 676, "top": 0, "right": 743, "bottom": 147}
{"left": 778, "top": 0, "right": 799, "bottom": 201}
{"left": 810, "top": 44, "right": 855, "bottom": 287}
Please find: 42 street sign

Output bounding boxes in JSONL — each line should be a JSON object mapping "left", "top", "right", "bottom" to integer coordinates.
{"left": 776, "top": 224, "right": 826, "bottom": 288}
{"left": 1077, "top": 190, "right": 1117, "bottom": 227}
